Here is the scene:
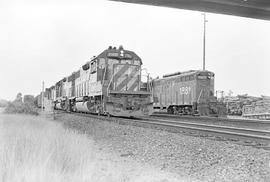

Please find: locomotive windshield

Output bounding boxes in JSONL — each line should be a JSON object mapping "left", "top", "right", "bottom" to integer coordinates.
{"left": 197, "top": 72, "right": 214, "bottom": 80}
{"left": 133, "top": 60, "right": 140, "bottom": 65}
{"left": 121, "top": 60, "right": 132, "bottom": 64}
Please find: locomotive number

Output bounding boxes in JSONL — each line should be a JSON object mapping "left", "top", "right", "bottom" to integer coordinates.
{"left": 180, "top": 86, "right": 191, "bottom": 95}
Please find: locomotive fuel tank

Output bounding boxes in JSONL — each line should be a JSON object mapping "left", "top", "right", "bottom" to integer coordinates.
{"left": 75, "top": 101, "right": 92, "bottom": 113}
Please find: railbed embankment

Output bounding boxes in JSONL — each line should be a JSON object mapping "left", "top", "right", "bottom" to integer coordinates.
{"left": 54, "top": 113, "right": 270, "bottom": 182}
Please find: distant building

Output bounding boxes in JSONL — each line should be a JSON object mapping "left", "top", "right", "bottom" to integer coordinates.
{"left": 242, "top": 95, "right": 270, "bottom": 120}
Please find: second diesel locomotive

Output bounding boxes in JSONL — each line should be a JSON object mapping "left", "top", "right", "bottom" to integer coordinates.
{"left": 151, "top": 70, "right": 227, "bottom": 117}
{"left": 47, "top": 46, "right": 153, "bottom": 117}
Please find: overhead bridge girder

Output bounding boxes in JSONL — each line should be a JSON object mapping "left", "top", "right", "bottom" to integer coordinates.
{"left": 110, "top": 0, "right": 270, "bottom": 21}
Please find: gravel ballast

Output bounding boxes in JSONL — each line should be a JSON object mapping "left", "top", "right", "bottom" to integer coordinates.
{"left": 55, "top": 114, "right": 270, "bottom": 182}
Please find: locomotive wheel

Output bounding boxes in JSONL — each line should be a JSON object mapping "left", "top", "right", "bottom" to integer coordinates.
{"left": 167, "top": 107, "right": 174, "bottom": 114}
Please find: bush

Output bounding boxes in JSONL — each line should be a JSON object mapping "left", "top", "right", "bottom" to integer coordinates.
{"left": 4, "top": 101, "right": 39, "bottom": 115}
{"left": 0, "top": 99, "right": 8, "bottom": 107}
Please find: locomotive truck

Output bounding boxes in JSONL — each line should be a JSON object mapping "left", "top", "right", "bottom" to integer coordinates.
{"left": 47, "top": 46, "right": 153, "bottom": 117}
{"left": 151, "top": 70, "right": 227, "bottom": 117}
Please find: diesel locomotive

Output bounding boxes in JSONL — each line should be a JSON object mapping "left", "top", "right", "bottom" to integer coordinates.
{"left": 46, "top": 46, "right": 153, "bottom": 117}
{"left": 151, "top": 70, "right": 227, "bottom": 117}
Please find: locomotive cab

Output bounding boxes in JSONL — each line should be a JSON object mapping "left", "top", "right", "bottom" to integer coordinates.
{"left": 152, "top": 70, "right": 227, "bottom": 117}
{"left": 103, "top": 46, "right": 153, "bottom": 117}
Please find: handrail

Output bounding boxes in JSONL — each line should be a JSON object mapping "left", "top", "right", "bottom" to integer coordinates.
{"left": 101, "top": 65, "right": 107, "bottom": 108}
{"left": 107, "top": 71, "right": 114, "bottom": 96}
{"left": 102, "top": 65, "right": 107, "bottom": 85}
{"left": 197, "top": 89, "right": 203, "bottom": 103}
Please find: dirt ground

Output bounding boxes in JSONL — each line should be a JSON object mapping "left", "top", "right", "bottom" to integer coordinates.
{"left": 0, "top": 107, "right": 5, "bottom": 113}
{"left": 57, "top": 114, "right": 270, "bottom": 182}
{"left": 89, "top": 143, "right": 195, "bottom": 182}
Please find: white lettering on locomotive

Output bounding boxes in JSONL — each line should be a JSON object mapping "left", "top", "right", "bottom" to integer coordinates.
{"left": 180, "top": 86, "right": 191, "bottom": 95}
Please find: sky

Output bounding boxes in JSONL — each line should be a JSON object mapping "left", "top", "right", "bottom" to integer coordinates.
{"left": 0, "top": 0, "right": 270, "bottom": 100}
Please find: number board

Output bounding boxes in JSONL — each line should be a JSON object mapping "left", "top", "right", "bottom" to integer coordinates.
{"left": 198, "top": 75, "right": 208, "bottom": 79}
{"left": 124, "top": 53, "right": 132, "bottom": 59}
{"left": 107, "top": 52, "right": 119, "bottom": 58}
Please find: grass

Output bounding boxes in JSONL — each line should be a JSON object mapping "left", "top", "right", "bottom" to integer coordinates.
{"left": 0, "top": 114, "right": 96, "bottom": 182}
{"left": 0, "top": 114, "right": 183, "bottom": 182}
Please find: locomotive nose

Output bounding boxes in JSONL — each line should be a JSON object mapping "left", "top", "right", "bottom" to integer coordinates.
{"left": 125, "top": 98, "right": 138, "bottom": 110}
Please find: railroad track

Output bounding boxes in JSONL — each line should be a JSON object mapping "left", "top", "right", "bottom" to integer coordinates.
{"left": 151, "top": 113, "right": 270, "bottom": 130}
{"left": 52, "top": 111, "right": 270, "bottom": 150}
{"left": 152, "top": 112, "right": 270, "bottom": 124}
{"left": 140, "top": 117, "right": 270, "bottom": 141}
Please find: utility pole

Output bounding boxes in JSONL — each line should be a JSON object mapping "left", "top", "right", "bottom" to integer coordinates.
{"left": 202, "top": 13, "right": 207, "bottom": 71}
{"left": 41, "top": 81, "right": 44, "bottom": 111}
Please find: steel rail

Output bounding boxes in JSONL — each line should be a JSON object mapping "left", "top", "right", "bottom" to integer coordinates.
{"left": 53, "top": 111, "right": 270, "bottom": 148}
{"left": 136, "top": 118, "right": 270, "bottom": 140}
{"left": 151, "top": 113, "right": 270, "bottom": 124}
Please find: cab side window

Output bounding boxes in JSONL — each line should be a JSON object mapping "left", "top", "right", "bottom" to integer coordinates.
{"left": 90, "top": 61, "right": 97, "bottom": 73}
{"left": 133, "top": 60, "right": 140, "bottom": 65}
{"left": 180, "top": 77, "right": 184, "bottom": 82}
